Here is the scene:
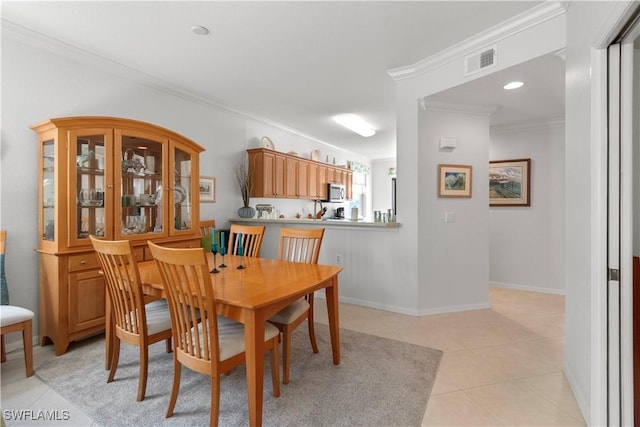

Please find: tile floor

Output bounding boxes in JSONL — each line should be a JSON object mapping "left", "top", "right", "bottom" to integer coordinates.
{"left": 1, "top": 287, "right": 585, "bottom": 426}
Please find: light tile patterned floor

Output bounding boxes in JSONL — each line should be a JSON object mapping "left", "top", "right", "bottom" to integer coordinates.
{"left": 1, "top": 287, "right": 584, "bottom": 426}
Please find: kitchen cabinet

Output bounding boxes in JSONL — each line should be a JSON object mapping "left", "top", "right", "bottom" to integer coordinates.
{"left": 248, "top": 148, "right": 351, "bottom": 201}
{"left": 32, "top": 116, "right": 204, "bottom": 355}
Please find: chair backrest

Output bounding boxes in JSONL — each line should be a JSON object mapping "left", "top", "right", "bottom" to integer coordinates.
{"left": 278, "top": 228, "right": 325, "bottom": 264}
{"left": 0, "top": 230, "right": 8, "bottom": 305}
{"left": 229, "top": 225, "right": 265, "bottom": 258}
{"left": 147, "top": 242, "right": 220, "bottom": 369}
{"left": 89, "top": 236, "right": 148, "bottom": 337}
{"left": 199, "top": 219, "right": 216, "bottom": 237}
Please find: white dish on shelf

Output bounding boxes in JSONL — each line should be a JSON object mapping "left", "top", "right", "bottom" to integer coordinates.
{"left": 261, "top": 137, "right": 275, "bottom": 150}
{"left": 310, "top": 149, "right": 321, "bottom": 161}
{"left": 173, "top": 185, "right": 187, "bottom": 204}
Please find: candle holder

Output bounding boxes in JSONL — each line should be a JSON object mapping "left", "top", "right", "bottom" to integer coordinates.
{"left": 236, "top": 246, "right": 245, "bottom": 270}
{"left": 219, "top": 245, "right": 227, "bottom": 268}
{"left": 210, "top": 242, "right": 220, "bottom": 274}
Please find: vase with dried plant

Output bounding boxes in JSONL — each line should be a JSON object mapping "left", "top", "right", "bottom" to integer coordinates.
{"left": 236, "top": 152, "right": 255, "bottom": 218}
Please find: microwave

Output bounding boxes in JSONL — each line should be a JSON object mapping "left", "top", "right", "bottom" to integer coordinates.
{"left": 324, "top": 183, "right": 345, "bottom": 202}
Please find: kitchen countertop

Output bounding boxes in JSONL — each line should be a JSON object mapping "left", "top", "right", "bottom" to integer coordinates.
{"left": 229, "top": 217, "right": 400, "bottom": 228}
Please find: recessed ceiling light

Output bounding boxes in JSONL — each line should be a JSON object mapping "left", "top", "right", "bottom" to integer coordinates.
{"left": 191, "top": 25, "right": 210, "bottom": 36}
{"left": 503, "top": 81, "right": 524, "bottom": 90}
{"left": 333, "top": 114, "right": 376, "bottom": 137}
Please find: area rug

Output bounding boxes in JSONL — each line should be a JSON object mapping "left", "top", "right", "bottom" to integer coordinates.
{"left": 35, "top": 324, "right": 442, "bottom": 426}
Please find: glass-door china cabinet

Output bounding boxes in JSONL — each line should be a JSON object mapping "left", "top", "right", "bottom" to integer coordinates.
{"left": 33, "top": 117, "right": 204, "bottom": 355}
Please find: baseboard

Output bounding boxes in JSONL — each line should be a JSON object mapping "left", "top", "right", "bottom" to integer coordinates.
{"left": 563, "top": 361, "right": 590, "bottom": 425}
{"left": 315, "top": 294, "right": 490, "bottom": 316}
{"left": 490, "top": 281, "right": 566, "bottom": 295}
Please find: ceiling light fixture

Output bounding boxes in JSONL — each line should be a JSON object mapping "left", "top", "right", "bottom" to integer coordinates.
{"left": 191, "top": 25, "right": 210, "bottom": 36}
{"left": 503, "top": 81, "right": 524, "bottom": 90}
{"left": 333, "top": 114, "right": 376, "bottom": 137}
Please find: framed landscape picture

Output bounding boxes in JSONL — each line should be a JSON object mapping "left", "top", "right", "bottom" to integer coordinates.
{"left": 489, "top": 158, "right": 531, "bottom": 206}
{"left": 438, "top": 164, "right": 472, "bottom": 198}
{"left": 199, "top": 176, "right": 216, "bottom": 203}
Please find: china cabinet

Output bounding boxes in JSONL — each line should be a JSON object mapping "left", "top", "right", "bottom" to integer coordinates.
{"left": 247, "top": 148, "right": 352, "bottom": 201}
{"left": 32, "top": 117, "right": 204, "bottom": 355}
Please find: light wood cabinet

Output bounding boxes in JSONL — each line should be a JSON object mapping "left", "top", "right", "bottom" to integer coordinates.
{"left": 32, "top": 116, "right": 204, "bottom": 355}
{"left": 248, "top": 148, "right": 352, "bottom": 201}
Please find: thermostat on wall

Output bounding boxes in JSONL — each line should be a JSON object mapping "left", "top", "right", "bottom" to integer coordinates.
{"left": 439, "top": 137, "right": 457, "bottom": 149}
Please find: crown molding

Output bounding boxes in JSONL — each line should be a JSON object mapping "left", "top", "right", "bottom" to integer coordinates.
{"left": 420, "top": 100, "right": 497, "bottom": 117}
{"left": 491, "top": 117, "right": 565, "bottom": 133}
{"left": 1, "top": 19, "right": 360, "bottom": 158}
{"left": 388, "top": 1, "right": 568, "bottom": 81}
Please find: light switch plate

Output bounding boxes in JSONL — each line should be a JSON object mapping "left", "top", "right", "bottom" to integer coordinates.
{"left": 445, "top": 212, "right": 456, "bottom": 223}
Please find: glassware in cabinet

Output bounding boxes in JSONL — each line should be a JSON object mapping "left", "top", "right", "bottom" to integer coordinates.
{"left": 68, "top": 130, "right": 110, "bottom": 246}
{"left": 118, "top": 134, "right": 164, "bottom": 239}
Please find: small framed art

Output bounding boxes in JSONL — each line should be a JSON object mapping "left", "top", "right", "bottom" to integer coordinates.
{"left": 489, "top": 158, "right": 531, "bottom": 206}
{"left": 199, "top": 176, "right": 216, "bottom": 203}
{"left": 438, "top": 164, "right": 472, "bottom": 198}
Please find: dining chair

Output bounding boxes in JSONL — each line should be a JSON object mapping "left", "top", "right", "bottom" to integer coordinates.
{"left": 147, "top": 241, "right": 280, "bottom": 427}
{"left": 89, "top": 236, "right": 172, "bottom": 402}
{"left": 228, "top": 224, "right": 265, "bottom": 257}
{"left": 199, "top": 219, "right": 216, "bottom": 237}
{"left": 0, "top": 230, "right": 35, "bottom": 377}
{"left": 268, "top": 227, "right": 325, "bottom": 384}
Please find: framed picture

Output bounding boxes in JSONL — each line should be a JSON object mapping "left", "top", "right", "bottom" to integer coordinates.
{"left": 438, "top": 164, "right": 472, "bottom": 198}
{"left": 199, "top": 176, "right": 216, "bottom": 203}
{"left": 489, "top": 158, "right": 531, "bottom": 206}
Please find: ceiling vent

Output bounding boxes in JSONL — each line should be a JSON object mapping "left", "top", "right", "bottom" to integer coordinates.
{"left": 464, "top": 46, "right": 497, "bottom": 76}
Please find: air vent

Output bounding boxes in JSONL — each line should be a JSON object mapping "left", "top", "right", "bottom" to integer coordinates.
{"left": 464, "top": 46, "right": 497, "bottom": 76}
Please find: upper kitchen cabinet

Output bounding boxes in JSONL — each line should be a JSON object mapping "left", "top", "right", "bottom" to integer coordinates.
{"left": 247, "top": 148, "right": 352, "bottom": 200}
{"left": 32, "top": 116, "right": 204, "bottom": 355}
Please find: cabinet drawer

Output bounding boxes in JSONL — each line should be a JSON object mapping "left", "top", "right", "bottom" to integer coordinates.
{"left": 68, "top": 247, "right": 144, "bottom": 271}
{"left": 68, "top": 253, "right": 100, "bottom": 272}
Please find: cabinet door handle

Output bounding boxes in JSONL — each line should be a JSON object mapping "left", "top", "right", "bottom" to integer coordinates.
{"left": 80, "top": 260, "right": 87, "bottom": 265}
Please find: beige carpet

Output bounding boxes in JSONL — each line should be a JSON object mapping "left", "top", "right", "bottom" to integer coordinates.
{"left": 36, "top": 324, "right": 442, "bottom": 426}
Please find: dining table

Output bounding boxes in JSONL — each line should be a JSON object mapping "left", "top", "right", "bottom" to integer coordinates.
{"left": 135, "top": 252, "right": 343, "bottom": 427}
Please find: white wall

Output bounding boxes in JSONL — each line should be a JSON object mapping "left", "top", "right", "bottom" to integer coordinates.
{"left": 489, "top": 123, "right": 565, "bottom": 294}
{"left": 417, "top": 104, "right": 491, "bottom": 311}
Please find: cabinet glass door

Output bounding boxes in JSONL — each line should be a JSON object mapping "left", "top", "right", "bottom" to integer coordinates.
{"left": 42, "top": 140, "right": 55, "bottom": 242}
{"left": 68, "top": 130, "right": 111, "bottom": 247}
{"left": 172, "top": 146, "right": 193, "bottom": 234}
{"left": 117, "top": 133, "right": 165, "bottom": 240}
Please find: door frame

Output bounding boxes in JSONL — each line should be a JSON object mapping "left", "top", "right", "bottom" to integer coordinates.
{"left": 590, "top": 3, "right": 639, "bottom": 425}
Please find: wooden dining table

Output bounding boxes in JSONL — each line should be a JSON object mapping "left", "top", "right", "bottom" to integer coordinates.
{"left": 135, "top": 253, "right": 343, "bottom": 427}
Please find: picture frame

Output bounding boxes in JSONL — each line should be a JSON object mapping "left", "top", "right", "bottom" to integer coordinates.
{"left": 489, "top": 158, "right": 531, "bottom": 206}
{"left": 438, "top": 164, "right": 472, "bottom": 198}
{"left": 199, "top": 176, "right": 216, "bottom": 203}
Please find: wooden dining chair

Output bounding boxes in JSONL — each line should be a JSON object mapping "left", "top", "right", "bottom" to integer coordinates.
{"left": 89, "top": 236, "right": 172, "bottom": 402}
{"left": 268, "top": 227, "right": 325, "bottom": 384}
{"left": 0, "top": 230, "right": 35, "bottom": 377}
{"left": 199, "top": 219, "right": 216, "bottom": 237}
{"left": 228, "top": 224, "right": 265, "bottom": 257}
{"left": 147, "top": 242, "right": 280, "bottom": 427}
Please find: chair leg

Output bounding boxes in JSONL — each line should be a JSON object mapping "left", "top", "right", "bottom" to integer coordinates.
{"left": 137, "top": 344, "right": 149, "bottom": 401}
{"left": 22, "top": 320, "right": 33, "bottom": 377}
{"left": 210, "top": 374, "right": 220, "bottom": 427}
{"left": 282, "top": 327, "right": 292, "bottom": 385}
{"left": 1, "top": 334, "right": 6, "bottom": 363}
{"left": 165, "top": 337, "right": 172, "bottom": 353}
{"left": 307, "top": 294, "right": 318, "bottom": 353}
{"left": 108, "top": 338, "right": 121, "bottom": 383}
{"left": 166, "top": 357, "right": 181, "bottom": 418}
{"left": 270, "top": 337, "right": 280, "bottom": 397}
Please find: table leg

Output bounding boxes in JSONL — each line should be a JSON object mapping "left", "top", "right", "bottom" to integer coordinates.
{"left": 244, "top": 310, "right": 266, "bottom": 427}
{"left": 325, "top": 276, "right": 341, "bottom": 365}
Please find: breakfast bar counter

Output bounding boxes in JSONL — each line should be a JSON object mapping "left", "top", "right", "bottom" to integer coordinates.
{"left": 229, "top": 217, "right": 400, "bottom": 229}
